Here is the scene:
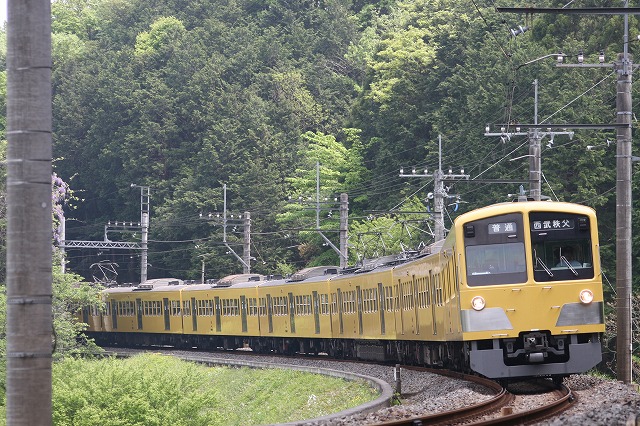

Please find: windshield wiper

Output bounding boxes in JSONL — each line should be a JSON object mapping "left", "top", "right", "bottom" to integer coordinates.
{"left": 534, "top": 250, "right": 553, "bottom": 277}
{"left": 560, "top": 256, "right": 579, "bottom": 276}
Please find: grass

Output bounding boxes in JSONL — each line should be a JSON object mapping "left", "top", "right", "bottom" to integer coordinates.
{"left": 44, "top": 353, "right": 378, "bottom": 425}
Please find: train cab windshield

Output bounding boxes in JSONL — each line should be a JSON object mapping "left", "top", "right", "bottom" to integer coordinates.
{"left": 529, "top": 212, "right": 594, "bottom": 282}
{"left": 464, "top": 213, "right": 527, "bottom": 286}
{"left": 466, "top": 242, "right": 527, "bottom": 286}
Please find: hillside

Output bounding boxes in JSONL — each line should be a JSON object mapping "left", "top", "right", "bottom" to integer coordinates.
{"left": 0, "top": 0, "right": 633, "bottom": 291}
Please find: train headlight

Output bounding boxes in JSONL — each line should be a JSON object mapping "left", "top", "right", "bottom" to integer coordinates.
{"left": 471, "top": 296, "right": 486, "bottom": 311}
{"left": 579, "top": 289, "right": 594, "bottom": 304}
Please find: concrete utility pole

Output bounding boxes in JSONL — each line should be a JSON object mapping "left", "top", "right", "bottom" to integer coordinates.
{"left": 313, "top": 161, "right": 349, "bottom": 266}
{"left": 496, "top": 3, "right": 640, "bottom": 384}
{"left": 400, "top": 135, "right": 469, "bottom": 241}
{"left": 131, "top": 184, "right": 150, "bottom": 283}
{"left": 242, "top": 212, "right": 251, "bottom": 274}
{"left": 339, "top": 193, "right": 349, "bottom": 269}
{"left": 485, "top": 80, "right": 573, "bottom": 201}
{"left": 198, "top": 188, "right": 253, "bottom": 273}
{"left": 6, "top": 0, "right": 53, "bottom": 424}
{"left": 222, "top": 184, "right": 251, "bottom": 272}
{"left": 616, "top": 45, "right": 634, "bottom": 383}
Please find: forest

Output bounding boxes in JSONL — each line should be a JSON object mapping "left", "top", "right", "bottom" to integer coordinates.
{"left": 0, "top": 0, "right": 637, "bottom": 298}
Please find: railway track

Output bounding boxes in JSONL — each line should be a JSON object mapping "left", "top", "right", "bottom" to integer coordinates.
{"left": 103, "top": 346, "right": 574, "bottom": 425}
{"left": 376, "top": 374, "right": 574, "bottom": 426}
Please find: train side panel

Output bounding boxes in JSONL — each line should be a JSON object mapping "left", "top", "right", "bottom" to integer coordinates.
{"left": 328, "top": 269, "right": 396, "bottom": 341}
{"left": 391, "top": 241, "right": 463, "bottom": 344}
{"left": 181, "top": 284, "right": 261, "bottom": 338}
{"left": 220, "top": 285, "right": 261, "bottom": 337}
{"left": 102, "top": 286, "right": 140, "bottom": 333}
{"left": 257, "top": 279, "right": 297, "bottom": 338}
{"left": 134, "top": 286, "right": 184, "bottom": 335}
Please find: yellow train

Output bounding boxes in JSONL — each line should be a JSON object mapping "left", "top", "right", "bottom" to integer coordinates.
{"left": 82, "top": 200, "right": 604, "bottom": 381}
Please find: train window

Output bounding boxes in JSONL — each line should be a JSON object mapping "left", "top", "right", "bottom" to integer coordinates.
{"left": 384, "top": 287, "right": 394, "bottom": 312}
{"left": 346, "top": 291, "right": 356, "bottom": 314}
{"left": 464, "top": 213, "right": 527, "bottom": 286}
{"left": 361, "top": 288, "right": 377, "bottom": 313}
{"left": 394, "top": 285, "right": 400, "bottom": 311}
{"left": 408, "top": 282, "right": 415, "bottom": 309}
{"left": 143, "top": 301, "right": 162, "bottom": 316}
{"left": 454, "top": 253, "right": 460, "bottom": 293}
{"left": 466, "top": 242, "right": 527, "bottom": 286}
{"left": 530, "top": 212, "right": 594, "bottom": 282}
{"left": 532, "top": 240, "right": 593, "bottom": 281}
{"left": 419, "top": 278, "right": 427, "bottom": 308}
{"left": 248, "top": 298, "right": 257, "bottom": 316}
{"left": 182, "top": 300, "right": 191, "bottom": 316}
{"left": 373, "top": 288, "right": 379, "bottom": 312}
{"left": 320, "top": 294, "right": 330, "bottom": 315}
{"left": 342, "top": 291, "right": 355, "bottom": 314}
{"left": 198, "top": 300, "right": 212, "bottom": 316}
{"left": 171, "top": 300, "right": 181, "bottom": 316}
{"left": 273, "top": 297, "right": 287, "bottom": 316}
{"left": 118, "top": 301, "right": 135, "bottom": 316}
{"left": 436, "top": 273, "right": 443, "bottom": 305}
{"left": 295, "top": 295, "right": 312, "bottom": 315}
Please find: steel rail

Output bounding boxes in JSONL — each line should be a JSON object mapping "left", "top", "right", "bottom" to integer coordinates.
{"left": 374, "top": 371, "right": 574, "bottom": 426}
{"left": 374, "top": 368, "right": 511, "bottom": 426}
{"left": 476, "top": 385, "right": 574, "bottom": 426}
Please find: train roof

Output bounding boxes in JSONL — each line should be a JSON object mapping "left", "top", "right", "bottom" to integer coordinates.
{"left": 178, "top": 283, "right": 213, "bottom": 292}
{"left": 230, "top": 280, "right": 268, "bottom": 289}
{"left": 345, "top": 251, "right": 425, "bottom": 275}
{"left": 136, "top": 278, "right": 184, "bottom": 290}
{"left": 216, "top": 273, "right": 264, "bottom": 287}
{"left": 102, "top": 285, "right": 138, "bottom": 294}
{"left": 288, "top": 266, "right": 339, "bottom": 282}
{"left": 258, "top": 277, "right": 301, "bottom": 288}
{"left": 453, "top": 200, "right": 596, "bottom": 225}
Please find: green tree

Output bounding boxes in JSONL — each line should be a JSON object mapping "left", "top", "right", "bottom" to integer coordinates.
{"left": 277, "top": 130, "right": 367, "bottom": 266}
{"left": 350, "top": 196, "right": 429, "bottom": 263}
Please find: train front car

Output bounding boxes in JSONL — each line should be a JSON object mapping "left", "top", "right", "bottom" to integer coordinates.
{"left": 456, "top": 201, "right": 604, "bottom": 382}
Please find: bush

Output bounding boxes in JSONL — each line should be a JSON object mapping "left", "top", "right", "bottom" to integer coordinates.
{"left": 48, "top": 354, "right": 377, "bottom": 425}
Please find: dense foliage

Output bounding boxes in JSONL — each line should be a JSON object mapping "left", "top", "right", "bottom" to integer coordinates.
{"left": 0, "top": 0, "right": 636, "bottom": 297}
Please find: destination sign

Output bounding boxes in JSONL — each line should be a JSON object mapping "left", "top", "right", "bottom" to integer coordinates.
{"left": 530, "top": 218, "right": 574, "bottom": 231}
{"left": 487, "top": 221, "right": 517, "bottom": 234}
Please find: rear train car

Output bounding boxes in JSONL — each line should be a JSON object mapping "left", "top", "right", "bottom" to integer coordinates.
{"left": 97, "top": 278, "right": 185, "bottom": 347}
